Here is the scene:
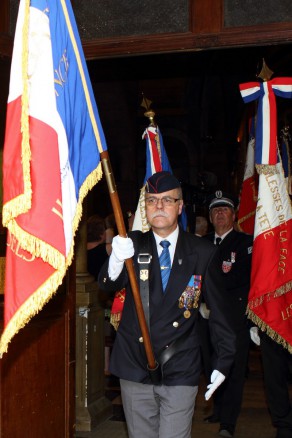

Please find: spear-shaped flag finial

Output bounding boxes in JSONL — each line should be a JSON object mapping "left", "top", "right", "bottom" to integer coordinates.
{"left": 141, "top": 94, "right": 156, "bottom": 126}
{"left": 256, "top": 58, "right": 274, "bottom": 82}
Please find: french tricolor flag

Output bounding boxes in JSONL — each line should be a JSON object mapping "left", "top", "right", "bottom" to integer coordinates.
{"left": 143, "top": 126, "right": 172, "bottom": 179}
{"left": 240, "top": 78, "right": 292, "bottom": 166}
{"left": 0, "top": 0, "right": 107, "bottom": 355}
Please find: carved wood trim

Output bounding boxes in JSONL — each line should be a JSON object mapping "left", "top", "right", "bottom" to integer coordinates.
{"left": 1, "top": 1, "right": 292, "bottom": 60}
{"left": 82, "top": 23, "right": 292, "bottom": 60}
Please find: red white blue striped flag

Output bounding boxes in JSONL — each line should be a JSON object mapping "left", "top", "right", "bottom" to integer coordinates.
{"left": 239, "top": 78, "right": 292, "bottom": 166}
{"left": 0, "top": 0, "right": 107, "bottom": 355}
{"left": 132, "top": 124, "right": 187, "bottom": 232}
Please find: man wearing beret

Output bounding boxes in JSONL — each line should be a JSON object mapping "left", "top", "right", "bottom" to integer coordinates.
{"left": 202, "top": 190, "right": 253, "bottom": 437}
{"left": 99, "top": 172, "right": 236, "bottom": 438}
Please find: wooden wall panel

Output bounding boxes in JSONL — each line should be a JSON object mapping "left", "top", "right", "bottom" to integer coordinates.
{"left": 191, "top": 0, "right": 223, "bottom": 34}
{"left": 0, "top": 272, "right": 75, "bottom": 438}
{"left": 1, "top": 316, "right": 66, "bottom": 437}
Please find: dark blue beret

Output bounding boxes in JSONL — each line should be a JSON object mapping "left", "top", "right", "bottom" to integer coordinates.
{"left": 145, "top": 171, "right": 181, "bottom": 194}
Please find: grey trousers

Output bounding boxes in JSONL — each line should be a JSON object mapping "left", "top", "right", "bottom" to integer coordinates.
{"left": 120, "top": 379, "right": 198, "bottom": 438}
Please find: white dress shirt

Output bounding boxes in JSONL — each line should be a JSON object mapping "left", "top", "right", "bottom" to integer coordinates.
{"left": 153, "top": 225, "right": 179, "bottom": 266}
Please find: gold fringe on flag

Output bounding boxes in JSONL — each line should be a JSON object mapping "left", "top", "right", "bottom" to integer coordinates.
{"left": 0, "top": 269, "right": 65, "bottom": 355}
{"left": 247, "top": 308, "right": 292, "bottom": 354}
{"left": 0, "top": 163, "right": 103, "bottom": 356}
{"left": 246, "top": 279, "right": 292, "bottom": 354}
{"left": 0, "top": 0, "right": 105, "bottom": 356}
{"left": 256, "top": 163, "right": 279, "bottom": 175}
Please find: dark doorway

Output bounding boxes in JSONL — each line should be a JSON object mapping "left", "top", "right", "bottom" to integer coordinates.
{"left": 86, "top": 44, "right": 292, "bottom": 222}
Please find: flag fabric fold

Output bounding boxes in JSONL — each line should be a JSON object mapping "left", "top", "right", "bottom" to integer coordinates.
{"left": 280, "top": 127, "right": 292, "bottom": 195}
{"left": 132, "top": 125, "right": 172, "bottom": 232}
{"left": 0, "top": 0, "right": 107, "bottom": 355}
{"left": 237, "top": 118, "right": 258, "bottom": 234}
{"left": 247, "top": 158, "right": 292, "bottom": 351}
{"left": 240, "top": 77, "right": 292, "bottom": 351}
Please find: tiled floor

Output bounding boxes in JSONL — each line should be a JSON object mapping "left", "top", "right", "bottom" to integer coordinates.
{"left": 76, "top": 347, "right": 286, "bottom": 438}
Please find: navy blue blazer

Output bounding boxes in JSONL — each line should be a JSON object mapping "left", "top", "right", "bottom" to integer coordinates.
{"left": 99, "top": 228, "right": 236, "bottom": 386}
{"left": 204, "top": 229, "right": 253, "bottom": 331}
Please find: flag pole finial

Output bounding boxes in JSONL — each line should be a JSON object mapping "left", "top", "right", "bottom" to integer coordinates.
{"left": 256, "top": 58, "right": 274, "bottom": 82}
{"left": 141, "top": 94, "right": 156, "bottom": 126}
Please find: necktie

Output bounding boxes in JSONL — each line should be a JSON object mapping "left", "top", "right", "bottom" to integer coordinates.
{"left": 216, "top": 237, "right": 222, "bottom": 246}
{"left": 159, "top": 240, "right": 171, "bottom": 292}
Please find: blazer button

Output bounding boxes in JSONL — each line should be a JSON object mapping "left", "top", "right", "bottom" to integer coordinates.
{"left": 173, "top": 322, "right": 179, "bottom": 328}
{"left": 139, "top": 337, "right": 144, "bottom": 343}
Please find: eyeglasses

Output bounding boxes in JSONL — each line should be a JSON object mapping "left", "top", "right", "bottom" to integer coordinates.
{"left": 145, "top": 196, "right": 181, "bottom": 207}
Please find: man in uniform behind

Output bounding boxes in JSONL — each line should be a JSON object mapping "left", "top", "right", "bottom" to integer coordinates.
{"left": 202, "top": 190, "right": 253, "bottom": 438}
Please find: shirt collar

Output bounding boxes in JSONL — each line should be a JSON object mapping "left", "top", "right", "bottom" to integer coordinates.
{"left": 215, "top": 227, "right": 233, "bottom": 243}
{"left": 153, "top": 226, "right": 179, "bottom": 261}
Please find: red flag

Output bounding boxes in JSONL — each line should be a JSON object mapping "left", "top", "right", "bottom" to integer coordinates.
{"left": 247, "top": 159, "right": 292, "bottom": 351}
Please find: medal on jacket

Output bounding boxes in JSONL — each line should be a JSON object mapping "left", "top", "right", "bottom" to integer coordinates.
{"left": 222, "top": 252, "right": 236, "bottom": 273}
{"left": 178, "top": 275, "right": 202, "bottom": 318}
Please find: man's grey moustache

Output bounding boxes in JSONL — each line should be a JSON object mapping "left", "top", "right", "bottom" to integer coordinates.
{"left": 150, "top": 211, "right": 169, "bottom": 219}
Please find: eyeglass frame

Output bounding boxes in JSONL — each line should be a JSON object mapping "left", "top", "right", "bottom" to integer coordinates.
{"left": 145, "top": 196, "right": 182, "bottom": 207}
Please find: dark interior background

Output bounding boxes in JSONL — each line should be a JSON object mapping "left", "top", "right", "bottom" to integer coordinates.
{"left": 86, "top": 43, "right": 292, "bottom": 227}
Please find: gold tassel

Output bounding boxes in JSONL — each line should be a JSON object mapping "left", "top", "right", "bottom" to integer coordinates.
{"left": 110, "top": 312, "right": 121, "bottom": 331}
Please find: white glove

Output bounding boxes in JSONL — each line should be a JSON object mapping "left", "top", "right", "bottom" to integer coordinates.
{"left": 250, "top": 326, "right": 260, "bottom": 346}
{"left": 199, "top": 302, "right": 210, "bottom": 319}
{"left": 205, "top": 369, "right": 225, "bottom": 401}
{"left": 108, "top": 235, "right": 134, "bottom": 280}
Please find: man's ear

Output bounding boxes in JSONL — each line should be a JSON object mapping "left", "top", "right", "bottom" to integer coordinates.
{"left": 209, "top": 212, "right": 213, "bottom": 224}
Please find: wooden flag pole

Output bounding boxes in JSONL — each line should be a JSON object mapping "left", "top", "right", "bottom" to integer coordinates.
{"left": 101, "top": 150, "right": 157, "bottom": 371}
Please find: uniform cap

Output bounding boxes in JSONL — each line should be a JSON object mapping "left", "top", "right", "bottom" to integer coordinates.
{"left": 208, "top": 190, "right": 237, "bottom": 210}
{"left": 145, "top": 171, "right": 181, "bottom": 194}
